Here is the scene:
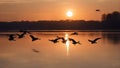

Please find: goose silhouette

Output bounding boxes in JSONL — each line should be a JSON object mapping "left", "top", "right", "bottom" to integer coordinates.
{"left": 16, "top": 31, "right": 31, "bottom": 39}
{"left": 96, "top": 9, "right": 100, "bottom": 12}
{"left": 69, "top": 38, "right": 81, "bottom": 45}
{"left": 49, "top": 38, "right": 59, "bottom": 43}
{"left": 56, "top": 36, "right": 67, "bottom": 43}
{"left": 88, "top": 38, "right": 101, "bottom": 44}
{"left": 71, "top": 32, "right": 78, "bottom": 35}
{"left": 8, "top": 34, "right": 16, "bottom": 41}
{"left": 29, "top": 35, "right": 40, "bottom": 41}
{"left": 16, "top": 32, "right": 26, "bottom": 39}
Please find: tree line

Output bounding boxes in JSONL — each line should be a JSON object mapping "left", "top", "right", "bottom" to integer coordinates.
{"left": 0, "top": 11, "right": 120, "bottom": 31}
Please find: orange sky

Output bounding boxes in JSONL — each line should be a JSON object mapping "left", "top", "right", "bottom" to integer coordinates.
{"left": 0, "top": 0, "right": 120, "bottom": 21}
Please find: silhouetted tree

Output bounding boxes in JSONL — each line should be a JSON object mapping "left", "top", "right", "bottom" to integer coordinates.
{"left": 101, "top": 14, "right": 106, "bottom": 22}
{"left": 102, "top": 11, "right": 120, "bottom": 24}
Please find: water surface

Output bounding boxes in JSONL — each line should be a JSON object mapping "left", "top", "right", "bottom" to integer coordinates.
{"left": 0, "top": 31, "right": 120, "bottom": 68}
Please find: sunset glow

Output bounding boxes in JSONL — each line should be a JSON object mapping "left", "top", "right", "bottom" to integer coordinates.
{"left": 0, "top": 0, "right": 119, "bottom": 21}
{"left": 0, "top": 0, "right": 120, "bottom": 68}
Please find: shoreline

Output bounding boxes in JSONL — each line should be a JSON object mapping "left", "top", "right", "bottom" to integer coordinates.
{"left": 0, "top": 29, "right": 120, "bottom": 32}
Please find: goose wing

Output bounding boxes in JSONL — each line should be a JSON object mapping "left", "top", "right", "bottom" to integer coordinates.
{"left": 94, "top": 38, "right": 101, "bottom": 42}
{"left": 88, "top": 39, "right": 93, "bottom": 42}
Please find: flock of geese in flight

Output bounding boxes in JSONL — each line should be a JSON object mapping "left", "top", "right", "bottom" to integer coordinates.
{"left": 5, "top": 9, "right": 102, "bottom": 53}
{"left": 7, "top": 31, "right": 101, "bottom": 53}
{"left": 8, "top": 31, "right": 40, "bottom": 41}
{"left": 49, "top": 32, "right": 101, "bottom": 45}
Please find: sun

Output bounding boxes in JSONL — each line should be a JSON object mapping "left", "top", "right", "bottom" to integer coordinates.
{"left": 66, "top": 10, "right": 73, "bottom": 17}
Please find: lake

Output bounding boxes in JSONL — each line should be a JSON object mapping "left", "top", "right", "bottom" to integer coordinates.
{"left": 0, "top": 31, "right": 120, "bottom": 68}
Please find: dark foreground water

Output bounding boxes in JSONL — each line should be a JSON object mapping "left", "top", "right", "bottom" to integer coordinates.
{"left": 0, "top": 31, "right": 120, "bottom": 68}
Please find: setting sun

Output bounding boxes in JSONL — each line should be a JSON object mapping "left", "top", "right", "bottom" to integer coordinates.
{"left": 66, "top": 10, "right": 73, "bottom": 17}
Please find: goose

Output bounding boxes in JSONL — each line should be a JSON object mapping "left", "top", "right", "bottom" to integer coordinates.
{"left": 88, "top": 38, "right": 101, "bottom": 44}
{"left": 71, "top": 32, "right": 78, "bottom": 35}
{"left": 29, "top": 35, "right": 40, "bottom": 41}
{"left": 96, "top": 9, "right": 100, "bottom": 12}
{"left": 69, "top": 38, "right": 81, "bottom": 45}
{"left": 8, "top": 34, "right": 16, "bottom": 41}
{"left": 49, "top": 38, "right": 59, "bottom": 44}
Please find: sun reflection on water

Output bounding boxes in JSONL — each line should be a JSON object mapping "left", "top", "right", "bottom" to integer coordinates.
{"left": 65, "top": 33, "right": 70, "bottom": 56}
